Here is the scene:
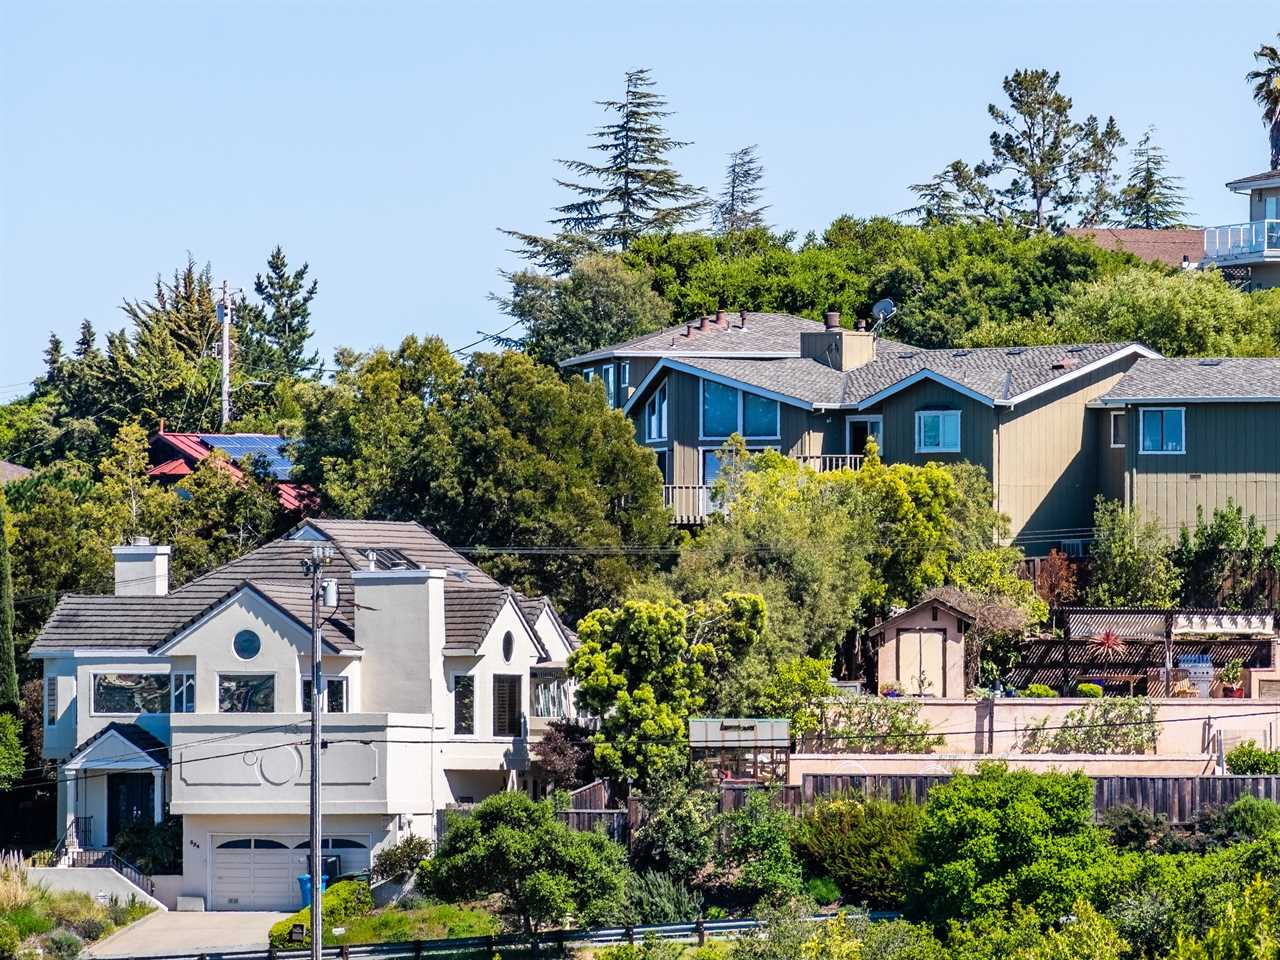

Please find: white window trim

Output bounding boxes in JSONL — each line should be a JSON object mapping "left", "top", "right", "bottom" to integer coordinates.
{"left": 170, "top": 672, "right": 196, "bottom": 714}
{"left": 620, "top": 361, "right": 630, "bottom": 388}
{"left": 1138, "top": 406, "right": 1186, "bottom": 456}
{"left": 89, "top": 670, "right": 171, "bottom": 718}
{"left": 914, "top": 410, "right": 962, "bottom": 454}
{"left": 601, "top": 364, "right": 616, "bottom": 407}
{"left": 644, "top": 382, "right": 668, "bottom": 441}
{"left": 450, "top": 671, "right": 476, "bottom": 737}
{"left": 582, "top": 368, "right": 595, "bottom": 383}
{"left": 845, "top": 415, "right": 884, "bottom": 455}
{"left": 215, "top": 672, "right": 277, "bottom": 713}
{"left": 301, "top": 674, "right": 349, "bottom": 713}
{"left": 698, "top": 378, "right": 782, "bottom": 442}
{"left": 1109, "top": 410, "right": 1125, "bottom": 449}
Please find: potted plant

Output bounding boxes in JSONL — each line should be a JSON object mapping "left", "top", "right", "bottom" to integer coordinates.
{"left": 1220, "top": 659, "right": 1245, "bottom": 698}
{"left": 880, "top": 680, "right": 904, "bottom": 698}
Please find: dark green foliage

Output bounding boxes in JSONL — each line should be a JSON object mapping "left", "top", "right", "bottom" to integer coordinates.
{"left": 0, "top": 492, "right": 17, "bottom": 710}
{"left": 713, "top": 790, "right": 804, "bottom": 905}
{"left": 1174, "top": 500, "right": 1276, "bottom": 609}
{"left": 907, "top": 763, "right": 1110, "bottom": 923}
{"left": 804, "top": 875, "right": 841, "bottom": 906}
{"left": 1247, "top": 35, "right": 1280, "bottom": 170}
{"left": 419, "top": 791, "right": 628, "bottom": 933}
{"left": 110, "top": 816, "right": 181, "bottom": 874}
{"left": 43, "top": 928, "right": 82, "bottom": 960}
{"left": 1116, "top": 127, "right": 1190, "bottom": 228}
{"left": 1101, "top": 804, "right": 1174, "bottom": 852}
{"left": 1202, "top": 796, "right": 1280, "bottom": 845}
{"left": 267, "top": 880, "right": 374, "bottom": 949}
{"left": 1084, "top": 498, "right": 1179, "bottom": 607}
{"left": 235, "top": 246, "right": 321, "bottom": 380}
{"left": 1226, "top": 740, "right": 1280, "bottom": 775}
{"left": 713, "top": 145, "right": 769, "bottom": 238}
{"left": 0, "top": 716, "right": 25, "bottom": 790}
{"left": 371, "top": 834, "right": 432, "bottom": 881}
{"left": 625, "top": 870, "right": 704, "bottom": 924}
{"left": 629, "top": 772, "right": 716, "bottom": 883}
{"left": 791, "top": 794, "right": 923, "bottom": 909}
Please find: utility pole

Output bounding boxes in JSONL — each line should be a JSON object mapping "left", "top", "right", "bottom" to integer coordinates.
{"left": 302, "top": 545, "right": 332, "bottom": 960}
{"left": 219, "top": 280, "right": 233, "bottom": 428}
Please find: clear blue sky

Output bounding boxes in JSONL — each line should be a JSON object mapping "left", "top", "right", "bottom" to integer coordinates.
{"left": 1, "top": 0, "right": 1276, "bottom": 392}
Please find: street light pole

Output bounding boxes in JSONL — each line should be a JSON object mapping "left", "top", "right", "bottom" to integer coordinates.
{"left": 302, "top": 545, "right": 332, "bottom": 960}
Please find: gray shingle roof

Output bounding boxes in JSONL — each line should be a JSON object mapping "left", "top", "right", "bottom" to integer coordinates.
{"left": 562, "top": 312, "right": 822, "bottom": 365}
{"left": 29, "top": 519, "right": 555, "bottom": 658}
{"left": 1101, "top": 358, "right": 1280, "bottom": 402}
{"left": 1225, "top": 170, "right": 1280, "bottom": 190}
{"left": 668, "top": 342, "right": 1145, "bottom": 409}
{"left": 70, "top": 721, "right": 169, "bottom": 766}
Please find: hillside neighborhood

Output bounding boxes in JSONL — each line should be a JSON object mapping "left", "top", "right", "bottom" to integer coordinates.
{"left": 9, "top": 11, "right": 1280, "bottom": 960}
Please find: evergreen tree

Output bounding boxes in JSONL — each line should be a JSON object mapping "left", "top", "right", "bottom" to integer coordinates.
{"left": 506, "top": 69, "right": 705, "bottom": 272}
{"left": 236, "top": 246, "right": 321, "bottom": 380}
{"left": 0, "top": 491, "right": 17, "bottom": 711}
{"left": 1076, "top": 117, "right": 1126, "bottom": 227}
{"left": 713, "top": 145, "right": 769, "bottom": 236}
{"left": 1115, "top": 127, "right": 1190, "bottom": 229}
{"left": 41, "top": 335, "right": 64, "bottom": 390}
{"left": 1248, "top": 35, "right": 1280, "bottom": 170}
{"left": 903, "top": 161, "right": 996, "bottom": 224}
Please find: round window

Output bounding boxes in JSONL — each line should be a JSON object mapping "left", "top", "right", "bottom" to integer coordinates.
{"left": 502, "top": 631, "right": 514, "bottom": 662}
{"left": 233, "top": 629, "right": 261, "bottom": 660}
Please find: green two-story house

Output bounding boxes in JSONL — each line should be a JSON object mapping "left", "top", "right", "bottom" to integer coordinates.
{"left": 562, "top": 310, "right": 1280, "bottom": 553}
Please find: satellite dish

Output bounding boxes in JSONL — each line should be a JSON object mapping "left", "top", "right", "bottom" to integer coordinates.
{"left": 871, "top": 298, "right": 897, "bottom": 324}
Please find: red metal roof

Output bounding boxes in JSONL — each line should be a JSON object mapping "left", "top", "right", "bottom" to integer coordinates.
{"left": 148, "top": 430, "right": 312, "bottom": 512}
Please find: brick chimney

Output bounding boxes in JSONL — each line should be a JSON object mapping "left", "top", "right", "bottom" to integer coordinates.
{"left": 112, "top": 537, "right": 171, "bottom": 597}
{"left": 800, "top": 312, "right": 877, "bottom": 371}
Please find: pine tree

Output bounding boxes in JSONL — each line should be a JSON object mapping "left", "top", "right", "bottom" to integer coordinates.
{"left": 903, "top": 160, "right": 997, "bottom": 224}
{"left": 1115, "top": 127, "right": 1191, "bottom": 229}
{"left": 236, "top": 246, "right": 321, "bottom": 380}
{"left": 0, "top": 491, "right": 18, "bottom": 712}
{"left": 41, "top": 335, "right": 64, "bottom": 388}
{"left": 507, "top": 69, "right": 705, "bottom": 272}
{"left": 713, "top": 145, "right": 769, "bottom": 235}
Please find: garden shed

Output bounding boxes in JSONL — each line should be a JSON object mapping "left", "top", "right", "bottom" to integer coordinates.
{"left": 870, "top": 589, "right": 974, "bottom": 697}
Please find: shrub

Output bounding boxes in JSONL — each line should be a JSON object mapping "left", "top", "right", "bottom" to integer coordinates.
{"left": 1076, "top": 683, "right": 1103, "bottom": 698}
{"left": 791, "top": 794, "right": 922, "bottom": 909}
{"left": 1201, "top": 795, "right": 1280, "bottom": 845}
{"left": 111, "top": 816, "right": 182, "bottom": 874}
{"left": 826, "top": 695, "right": 944, "bottom": 753}
{"left": 1024, "top": 683, "right": 1058, "bottom": 698}
{"left": 596, "top": 937, "right": 684, "bottom": 960}
{"left": 1226, "top": 740, "right": 1280, "bottom": 775}
{"left": 1021, "top": 697, "right": 1157, "bottom": 754}
{"left": 714, "top": 790, "right": 804, "bottom": 905}
{"left": 268, "top": 880, "right": 374, "bottom": 949}
{"left": 627, "top": 870, "right": 704, "bottom": 924}
{"left": 0, "top": 920, "right": 19, "bottom": 960}
{"left": 43, "top": 929, "right": 82, "bottom": 960}
{"left": 1101, "top": 804, "right": 1173, "bottom": 852}
{"left": 630, "top": 772, "right": 716, "bottom": 883}
{"left": 45, "top": 891, "right": 111, "bottom": 940}
{"left": 371, "top": 834, "right": 432, "bottom": 882}
{"left": 805, "top": 876, "right": 841, "bottom": 906}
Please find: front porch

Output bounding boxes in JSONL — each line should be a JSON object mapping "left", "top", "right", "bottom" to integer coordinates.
{"left": 60, "top": 723, "right": 168, "bottom": 853}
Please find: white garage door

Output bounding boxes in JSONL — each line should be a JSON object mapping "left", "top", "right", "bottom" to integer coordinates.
{"left": 211, "top": 836, "right": 373, "bottom": 911}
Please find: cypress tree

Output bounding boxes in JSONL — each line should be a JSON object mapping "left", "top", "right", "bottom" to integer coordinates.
{"left": 713, "top": 145, "right": 769, "bottom": 236}
{"left": 236, "top": 246, "right": 321, "bottom": 380}
{"left": 1115, "top": 127, "right": 1191, "bottom": 229}
{"left": 0, "top": 491, "right": 18, "bottom": 712}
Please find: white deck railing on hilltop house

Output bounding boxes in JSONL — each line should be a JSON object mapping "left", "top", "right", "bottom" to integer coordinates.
{"left": 1203, "top": 220, "right": 1280, "bottom": 260}
{"left": 663, "top": 453, "right": 864, "bottom": 524}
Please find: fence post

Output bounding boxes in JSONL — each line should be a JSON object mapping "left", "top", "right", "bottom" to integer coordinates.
{"left": 531, "top": 932, "right": 540, "bottom": 960}
{"left": 696, "top": 917, "right": 706, "bottom": 946}
{"left": 415, "top": 939, "right": 424, "bottom": 960}
{"left": 626, "top": 924, "right": 635, "bottom": 944}
{"left": 340, "top": 947, "right": 350, "bottom": 960}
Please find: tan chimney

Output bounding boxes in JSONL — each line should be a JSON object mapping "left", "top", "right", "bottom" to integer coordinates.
{"left": 801, "top": 313, "right": 877, "bottom": 372}
{"left": 112, "top": 537, "right": 171, "bottom": 597}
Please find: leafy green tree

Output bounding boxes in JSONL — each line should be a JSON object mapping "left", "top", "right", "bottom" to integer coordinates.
{"left": 0, "top": 491, "right": 16, "bottom": 711}
{"left": 567, "top": 593, "right": 766, "bottom": 788}
{"left": 629, "top": 770, "right": 717, "bottom": 884}
{"left": 295, "top": 343, "right": 673, "bottom": 619}
{"left": 1174, "top": 500, "right": 1275, "bottom": 610}
{"left": 1085, "top": 498, "right": 1179, "bottom": 607}
{"left": 714, "top": 790, "right": 804, "bottom": 904}
{"left": 507, "top": 68, "right": 704, "bottom": 271}
{"left": 908, "top": 764, "right": 1111, "bottom": 923}
{"left": 1171, "top": 876, "right": 1278, "bottom": 960}
{"left": 1116, "top": 127, "right": 1191, "bottom": 228}
{"left": 1016, "top": 901, "right": 1127, "bottom": 960}
{"left": 753, "top": 657, "right": 839, "bottom": 737}
{"left": 713, "top": 145, "right": 769, "bottom": 238}
{"left": 1248, "top": 35, "right": 1280, "bottom": 171}
{"left": 235, "top": 246, "right": 321, "bottom": 380}
{"left": 0, "top": 715, "right": 24, "bottom": 790}
{"left": 419, "top": 791, "right": 628, "bottom": 933}
{"left": 966, "top": 268, "right": 1279, "bottom": 356}
{"left": 500, "top": 254, "right": 672, "bottom": 366}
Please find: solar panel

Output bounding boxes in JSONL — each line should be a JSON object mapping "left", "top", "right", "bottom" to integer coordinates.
{"left": 197, "top": 434, "right": 296, "bottom": 480}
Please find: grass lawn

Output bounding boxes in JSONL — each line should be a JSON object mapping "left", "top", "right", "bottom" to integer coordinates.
{"left": 332, "top": 901, "right": 499, "bottom": 945}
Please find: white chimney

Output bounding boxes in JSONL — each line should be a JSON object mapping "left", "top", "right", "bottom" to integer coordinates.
{"left": 351, "top": 567, "right": 445, "bottom": 713}
{"left": 112, "top": 537, "right": 171, "bottom": 597}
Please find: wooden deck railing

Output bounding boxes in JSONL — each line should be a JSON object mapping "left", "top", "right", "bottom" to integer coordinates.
{"left": 664, "top": 454, "right": 865, "bottom": 524}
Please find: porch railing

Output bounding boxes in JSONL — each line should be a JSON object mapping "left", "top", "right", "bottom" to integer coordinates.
{"left": 795, "top": 454, "right": 865, "bottom": 472}
{"left": 62, "top": 848, "right": 156, "bottom": 897}
{"left": 1203, "top": 220, "right": 1280, "bottom": 260}
{"left": 663, "top": 454, "right": 865, "bottom": 524}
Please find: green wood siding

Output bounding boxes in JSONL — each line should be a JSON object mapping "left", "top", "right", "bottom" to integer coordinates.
{"left": 872, "top": 381, "right": 994, "bottom": 471}
{"left": 1127, "top": 402, "right": 1280, "bottom": 537}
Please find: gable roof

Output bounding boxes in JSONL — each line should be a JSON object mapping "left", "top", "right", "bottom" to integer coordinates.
{"left": 561, "top": 312, "right": 822, "bottom": 365}
{"left": 148, "top": 430, "right": 311, "bottom": 512}
{"left": 870, "top": 587, "right": 978, "bottom": 636}
{"left": 67, "top": 722, "right": 169, "bottom": 769}
{"left": 1065, "top": 227, "right": 1203, "bottom": 267}
{"left": 1101, "top": 358, "right": 1280, "bottom": 403}
{"left": 626, "top": 341, "right": 1154, "bottom": 413}
{"left": 1226, "top": 170, "right": 1280, "bottom": 192}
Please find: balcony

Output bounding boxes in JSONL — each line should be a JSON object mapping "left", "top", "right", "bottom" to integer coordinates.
{"left": 1203, "top": 220, "right": 1280, "bottom": 263}
{"left": 664, "top": 453, "right": 864, "bottom": 524}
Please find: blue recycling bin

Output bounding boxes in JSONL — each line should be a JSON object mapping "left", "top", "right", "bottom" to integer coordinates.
{"left": 298, "top": 872, "right": 327, "bottom": 907}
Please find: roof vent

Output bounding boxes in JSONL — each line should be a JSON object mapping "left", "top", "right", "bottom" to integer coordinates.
{"left": 898, "top": 351, "right": 919, "bottom": 360}
{"left": 739, "top": 308, "right": 748, "bottom": 328}
{"left": 1198, "top": 358, "right": 1223, "bottom": 366}
{"left": 1005, "top": 347, "right": 1025, "bottom": 356}
{"left": 1066, "top": 346, "right": 1087, "bottom": 354}
{"left": 952, "top": 350, "right": 971, "bottom": 358}
{"left": 1051, "top": 360, "right": 1071, "bottom": 371}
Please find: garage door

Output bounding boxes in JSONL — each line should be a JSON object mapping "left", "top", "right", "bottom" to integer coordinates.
{"left": 212, "top": 837, "right": 307, "bottom": 911}
{"left": 211, "top": 836, "right": 373, "bottom": 911}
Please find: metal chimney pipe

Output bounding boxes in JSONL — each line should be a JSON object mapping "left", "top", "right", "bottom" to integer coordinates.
{"left": 824, "top": 311, "right": 841, "bottom": 330}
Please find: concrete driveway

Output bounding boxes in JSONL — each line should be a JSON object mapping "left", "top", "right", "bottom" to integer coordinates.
{"left": 87, "top": 910, "right": 292, "bottom": 958}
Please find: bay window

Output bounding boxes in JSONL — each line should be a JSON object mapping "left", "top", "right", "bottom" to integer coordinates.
{"left": 171, "top": 672, "right": 196, "bottom": 713}
{"left": 915, "top": 410, "right": 961, "bottom": 453}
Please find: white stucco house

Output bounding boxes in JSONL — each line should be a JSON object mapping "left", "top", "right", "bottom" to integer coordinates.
{"left": 28, "top": 519, "right": 578, "bottom": 910}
